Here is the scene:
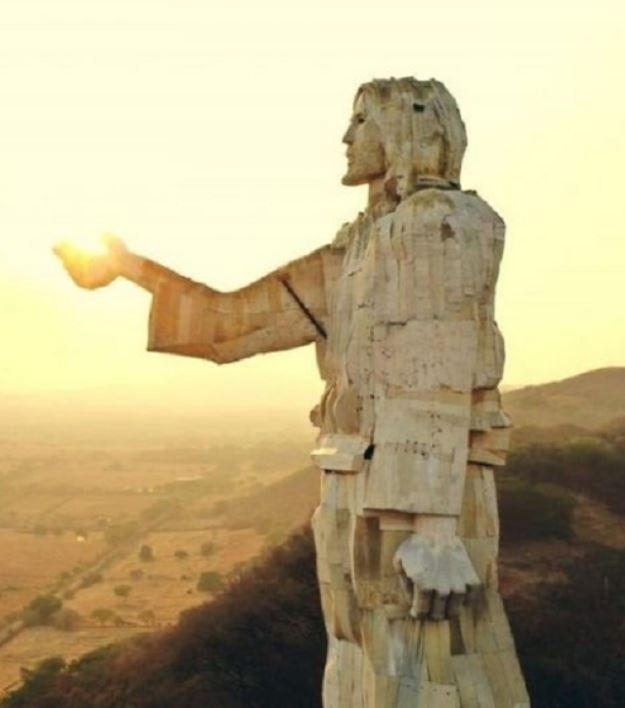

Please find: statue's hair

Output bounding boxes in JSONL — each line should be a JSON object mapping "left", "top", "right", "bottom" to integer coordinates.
{"left": 356, "top": 77, "right": 467, "bottom": 195}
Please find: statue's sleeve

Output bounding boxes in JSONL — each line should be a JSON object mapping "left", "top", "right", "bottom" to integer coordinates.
{"left": 362, "top": 192, "right": 508, "bottom": 517}
{"left": 146, "top": 245, "right": 343, "bottom": 364}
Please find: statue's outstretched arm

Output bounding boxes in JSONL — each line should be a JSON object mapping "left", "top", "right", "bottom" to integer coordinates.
{"left": 55, "top": 236, "right": 344, "bottom": 364}
{"left": 147, "top": 244, "right": 343, "bottom": 363}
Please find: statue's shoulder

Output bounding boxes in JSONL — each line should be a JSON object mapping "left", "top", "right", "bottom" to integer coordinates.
{"left": 395, "top": 188, "right": 504, "bottom": 236}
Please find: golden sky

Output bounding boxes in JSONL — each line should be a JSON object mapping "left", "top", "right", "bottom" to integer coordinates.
{"left": 1, "top": 0, "right": 624, "bottom": 414}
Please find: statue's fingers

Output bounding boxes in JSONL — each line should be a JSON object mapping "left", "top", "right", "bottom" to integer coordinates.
{"left": 430, "top": 592, "right": 448, "bottom": 620}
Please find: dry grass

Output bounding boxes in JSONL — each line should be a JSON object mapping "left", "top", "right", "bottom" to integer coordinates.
{"left": 0, "top": 531, "right": 105, "bottom": 618}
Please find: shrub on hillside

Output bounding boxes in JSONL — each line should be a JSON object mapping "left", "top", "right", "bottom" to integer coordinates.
{"left": 196, "top": 571, "right": 224, "bottom": 593}
{"left": 498, "top": 477, "right": 575, "bottom": 544}
{"left": 90, "top": 608, "right": 117, "bottom": 626}
{"left": 506, "top": 431, "right": 625, "bottom": 515}
{"left": 79, "top": 572, "right": 103, "bottom": 589}
{"left": 50, "top": 608, "right": 83, "bottom": 632}
{"left": 138, "top": 545, "right": 154, "bottom": 562}
{"left": 113, "top": 585, "right": 132, "bottom": 601}
{"left": 513, "top": 546, "right": 625, "bottom": 707}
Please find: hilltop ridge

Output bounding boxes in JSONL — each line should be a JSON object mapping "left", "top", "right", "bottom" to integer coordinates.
{"left": 503, "top": 367, "right": 625, "bottom": 429}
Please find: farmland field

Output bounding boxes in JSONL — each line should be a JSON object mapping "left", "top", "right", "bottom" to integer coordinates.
{"left": 66, "top": 527, "right": 265, "bottom": 624}
{"left": 0, "top": 417, "right": 312, "bottom": 696}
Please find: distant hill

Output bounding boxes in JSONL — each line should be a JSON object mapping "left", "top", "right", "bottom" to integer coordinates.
{"left": 503, "top": 367, "right": 625, "bottom": 429}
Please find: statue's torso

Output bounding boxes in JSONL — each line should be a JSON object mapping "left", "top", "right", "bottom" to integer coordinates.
{"left": 317, "top": 188, "right": 506, "bottom": 433}
{"left": 311, "top": 189, "right": 510, "bottom": 507}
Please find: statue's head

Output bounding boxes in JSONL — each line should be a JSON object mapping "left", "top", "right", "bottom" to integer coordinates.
{"left": 342, "top": 77, "right": 467, "bottom": 199}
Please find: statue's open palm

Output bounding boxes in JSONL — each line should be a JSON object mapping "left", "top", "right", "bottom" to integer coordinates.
{"left": 54, "top": 236, "right": 127, "bottom": 289}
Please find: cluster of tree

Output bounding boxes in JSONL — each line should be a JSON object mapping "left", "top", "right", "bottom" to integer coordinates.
{"left": 20, "top": 595, "right": 82, "bottom": 632}
{"left": 21, "top": 595, "right": 63, "bottom": 627}
{"left": 90, "top": 608, "right": 121, "bottom": 627}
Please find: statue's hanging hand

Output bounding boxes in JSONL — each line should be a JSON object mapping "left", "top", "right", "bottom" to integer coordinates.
{"left": 393, "top": 532, "right": 480, "bottom": 620}
{"left": 54, "top": 235, "right": 128, "bottom": 290}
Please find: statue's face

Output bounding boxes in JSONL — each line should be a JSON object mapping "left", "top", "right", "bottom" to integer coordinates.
{"left": 341, "top": 93, "right": 386, "bottom": 186}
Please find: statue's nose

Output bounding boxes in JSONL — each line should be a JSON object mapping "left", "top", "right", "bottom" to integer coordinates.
{"left": 342, "top": 124, "right": 354, "bottom": 145}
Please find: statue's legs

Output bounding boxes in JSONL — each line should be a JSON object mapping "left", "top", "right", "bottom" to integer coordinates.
{"left": 312, "top": 464, "right": 530, "bottom": 708}
{"left": 312, "top": 471, "right": 365, "bottom": 707}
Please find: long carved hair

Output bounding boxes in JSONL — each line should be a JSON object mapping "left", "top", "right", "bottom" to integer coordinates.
{"left": 356, "top": 77, "right": 467, "bottom": 198}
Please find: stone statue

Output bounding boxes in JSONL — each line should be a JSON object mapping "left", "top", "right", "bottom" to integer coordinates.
{"left": 55, "top": 77, "right": 530, "bottom": 707}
